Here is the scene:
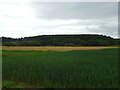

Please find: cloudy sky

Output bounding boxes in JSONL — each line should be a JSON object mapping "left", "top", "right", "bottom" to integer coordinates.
{"left": 0, "top": 1, "right": 118, "bottom": 38}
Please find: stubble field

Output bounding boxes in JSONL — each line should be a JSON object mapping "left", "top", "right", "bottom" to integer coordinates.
{"left": 2, "top": 46, "right": 118, "bottom": 51}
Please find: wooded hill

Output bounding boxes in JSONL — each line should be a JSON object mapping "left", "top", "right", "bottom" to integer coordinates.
{"left": 1, "top": 34, "right": 120, "bottom": 46}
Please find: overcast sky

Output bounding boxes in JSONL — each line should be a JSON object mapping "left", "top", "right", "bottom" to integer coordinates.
{"left": 0, "top": 2, "right": 118, "bottom": 38}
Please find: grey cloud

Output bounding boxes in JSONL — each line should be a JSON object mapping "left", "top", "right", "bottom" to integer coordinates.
{"left": 0, "top": 2, "right": 118, "bottom": 38}
{"left": 30, "top": 2, "right": 118, "bottom": 19}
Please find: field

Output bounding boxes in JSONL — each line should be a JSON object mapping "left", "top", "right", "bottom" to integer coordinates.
{"left": 2, "top": 46, "right": 118, "bottom": 51}
{"left": 2, "top": 47, "right": 118, "bottom": 88}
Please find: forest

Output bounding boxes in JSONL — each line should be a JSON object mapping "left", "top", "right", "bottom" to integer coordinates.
{"left": 1, "top": 34, "right": 120, "bottom": 46}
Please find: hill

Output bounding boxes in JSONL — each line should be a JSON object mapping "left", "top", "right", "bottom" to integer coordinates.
{"left": 1, "top": 34, "right": 119, "bottom": 46}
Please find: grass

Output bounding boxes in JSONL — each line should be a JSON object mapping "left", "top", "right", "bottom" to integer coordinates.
{"left": 2, "top": 48, "right": 119, "bottom": 88}
{"left": 2, "top": 81, "right": 15, "bottom": 88}
{"left": 2, "top": 81, "right": 36, "bottom": 88}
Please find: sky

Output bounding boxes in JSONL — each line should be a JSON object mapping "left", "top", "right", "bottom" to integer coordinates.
{"left": 0, "top": 1, "right": 118, "bottom": 38}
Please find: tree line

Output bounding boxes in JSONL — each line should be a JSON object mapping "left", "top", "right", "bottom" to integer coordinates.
{"left": 1, "top": 34, "right": 120, "bottom": 46}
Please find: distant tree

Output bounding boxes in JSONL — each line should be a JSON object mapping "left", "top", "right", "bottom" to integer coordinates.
{"left": 2, "top": 42, "right": 18, "bottom": 46}
{"left": 2, "top": 34, "right": 119, "bottom": 46}
{"left": 19, "top": 41, "right": 41, "bottom": 46}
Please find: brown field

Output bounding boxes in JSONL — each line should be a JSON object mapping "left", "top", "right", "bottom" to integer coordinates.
{"left": 1, "top": 46, "right": 118, "bottom": 51}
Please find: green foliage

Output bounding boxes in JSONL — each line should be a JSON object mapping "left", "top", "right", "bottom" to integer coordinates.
{"left": 2, "top": 81, "right": 15, "bottom": 88}
{"left": 12, "top": 82, "right": 33, "bottom": 88}
{"left": 19, "top": 41, "right": 41, "bottom": 46}
{"left": 2, "top": 81, "right": 36, "bottom": 88}
{"left": 2, "top": 49, "right": 118, "bottom": 88}
{"left": 2, "top": 42, "right": 18, "bottom": 46}
{"left": 2, "top": 34, "right": 119, "bottom": 46}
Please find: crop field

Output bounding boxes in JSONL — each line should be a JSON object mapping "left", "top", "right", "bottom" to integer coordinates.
{"left": 2, "top": 46, "right": 118, "bottom": 51}
{"left": 2, "top": 48, "right": 118, "bottom": 88}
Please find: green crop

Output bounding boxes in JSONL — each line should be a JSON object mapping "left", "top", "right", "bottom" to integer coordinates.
{"left": 2, "top": 49, "right": 118, "bottom": 88}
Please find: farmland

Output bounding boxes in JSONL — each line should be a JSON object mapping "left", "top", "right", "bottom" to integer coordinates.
{"left": 2, "top": 48, "right": 118, "bottom": 88}
{"left": 2, "top": 46, "right": 118, "bottom": 51}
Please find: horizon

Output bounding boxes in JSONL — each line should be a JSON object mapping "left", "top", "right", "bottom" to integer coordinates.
{"left": 1, "top": 34, "right": 119, "bottom": 39}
